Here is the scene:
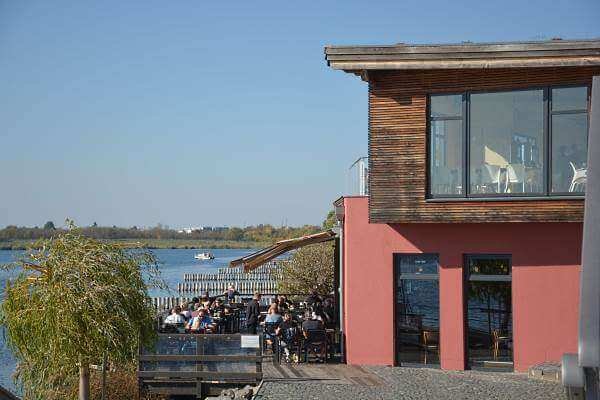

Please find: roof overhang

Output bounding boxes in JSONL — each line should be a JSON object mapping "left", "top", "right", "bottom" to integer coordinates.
{"left": 229, "top": 230, "right": 336, "bottom": 272}
{"left": 325, "top": 39, "right": 600, "bottom": 73}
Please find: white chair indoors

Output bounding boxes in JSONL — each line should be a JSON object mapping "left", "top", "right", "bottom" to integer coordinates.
{"left": 569, "top": 161, "right": 587, "bottom": 192}
{"left": 506, "top": 164, "right": 526, "bottom": 193}
{"left": 482, "top": 163, "right": 502, "bottom": 193}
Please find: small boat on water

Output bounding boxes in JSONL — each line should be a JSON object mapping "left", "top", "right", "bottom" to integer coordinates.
{"left": 194, "top": 252, "right": 215, "bottom": 260}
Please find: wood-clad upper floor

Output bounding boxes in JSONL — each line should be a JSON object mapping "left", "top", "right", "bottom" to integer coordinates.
{"left": 369, "top": 67, "right": 600, "bottom": 223}
{"left": 325, "top": 40, "right": 600, "bottom": 223}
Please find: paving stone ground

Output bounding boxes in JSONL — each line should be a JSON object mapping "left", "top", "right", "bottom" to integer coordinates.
{"left": 255, "top": 365, "right": 565, "bottom": 400}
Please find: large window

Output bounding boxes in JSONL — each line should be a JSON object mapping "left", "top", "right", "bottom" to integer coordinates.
{"left": 428, "top": 86, "right": 589, "bottom": 198}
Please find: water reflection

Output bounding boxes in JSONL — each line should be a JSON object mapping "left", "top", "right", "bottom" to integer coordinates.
{"left": 395, "top": 254, "right": 440, "bottom": 366}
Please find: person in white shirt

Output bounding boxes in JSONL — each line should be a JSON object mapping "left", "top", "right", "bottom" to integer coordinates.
{"left": 164, "top": 306, "right": 185, "bottom": 325}
{"left": 179, "top": 303, "right": 192, "bottom": 320}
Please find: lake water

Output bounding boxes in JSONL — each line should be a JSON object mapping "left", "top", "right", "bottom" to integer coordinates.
{"left": 0, "top": 248, "right": 255, "bottom": 394}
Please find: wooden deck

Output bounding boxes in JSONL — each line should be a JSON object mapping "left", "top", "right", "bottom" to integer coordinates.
{"left": 262, "top": 363, "right": 385, "bottom": 386}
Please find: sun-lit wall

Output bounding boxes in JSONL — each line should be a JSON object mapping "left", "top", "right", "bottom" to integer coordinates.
{"left": 342, "top": 196, "right": 581, "bottom": 371}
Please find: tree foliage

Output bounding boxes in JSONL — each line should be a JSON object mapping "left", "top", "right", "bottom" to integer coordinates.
{"left": 322, "top": 210, "right": 336, "bottom": 230}
{"left": 43, "top": 221, "right": 55, "bottom": 230}
{"left": 0, "top": 224, "right": 165, "bottom": 400}
{"left": 278, "top": 243, "right": 334, "bottom": 296}
{"left": 0, "top": 223, "right": 321, "bottom": 244}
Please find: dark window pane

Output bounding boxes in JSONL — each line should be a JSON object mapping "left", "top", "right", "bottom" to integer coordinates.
{"left": 552, "top": 86, "right": 588, "bottom": 112}
{"left": 399, "top": 254, "right": 439, "bottom": 275}
{"left": 469, "top": 257, "right": 510, "bottom": 275}
{"left": 396, "top": 278, "right": 439, "bottom": 364}
{"left": 551, "top": 113, "right": 588, "bottom": 193}
{"left": 430, "top": 94, "right": 462, "bottom": 118}
{"left": 466, "top": 281, "right": 512, "bottom": 365}
{"left": 469, "top": 90, "right": 544, "bottom": 195}
{"left": 430, "top": 119, "right": 464, "bottom": 195}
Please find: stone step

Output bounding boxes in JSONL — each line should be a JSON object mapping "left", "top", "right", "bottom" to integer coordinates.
{"left": 528, "top": 362, "right": 561, "bottom": 382}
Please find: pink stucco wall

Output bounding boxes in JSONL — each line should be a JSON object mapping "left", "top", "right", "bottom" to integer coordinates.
{"left": 342, "top": 196, "right": 581, "bottom": 372}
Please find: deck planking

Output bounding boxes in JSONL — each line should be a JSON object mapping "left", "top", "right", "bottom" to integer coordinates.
{"left": 262, "top": 363, "right": 385, "bottom": 386}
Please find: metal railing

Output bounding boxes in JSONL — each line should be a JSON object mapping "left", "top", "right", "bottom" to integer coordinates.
{"left": 347, "top": 156, "right": 369, "bottom": 196}
{"left": 138, "top": 333, "right": 262, "bottom": 398}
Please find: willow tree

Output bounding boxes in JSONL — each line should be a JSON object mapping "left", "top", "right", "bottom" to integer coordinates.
{"left": 278, "top": 242, "right": 334, "bottom": 296}
{"left": 0, "top": 224, "right": 165, "bottom": 400}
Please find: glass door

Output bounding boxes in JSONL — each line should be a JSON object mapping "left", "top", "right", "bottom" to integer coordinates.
{"left": 394, "top": 254, "right": 440, "bottom": 366}
{"left": 464, "top": 255, "right": 513, "bottom": 370}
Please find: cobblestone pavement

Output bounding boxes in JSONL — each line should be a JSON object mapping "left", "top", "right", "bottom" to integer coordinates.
{"left": 255, "top": 366, "right": 565, "bottom": 400}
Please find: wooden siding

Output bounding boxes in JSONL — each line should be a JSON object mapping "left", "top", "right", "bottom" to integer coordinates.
{"left": 368, "top": 66, "right": 600, "bottom": 223}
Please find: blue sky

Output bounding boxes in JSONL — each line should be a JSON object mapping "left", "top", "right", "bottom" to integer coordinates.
{"left": 1, "top": 0, "right": 599, "bottom": 228}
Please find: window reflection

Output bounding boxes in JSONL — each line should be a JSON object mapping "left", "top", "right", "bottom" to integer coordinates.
{"left": 552, "top": 87, "right": 588, "bottom": 112}
{"left": 430, "top": 95, "right": 464, "bottom": 196}
{"left": 469, "top": 90, "right": 544, "bottom": 195}
{"left": 395, "top": 254, "right": 440, "bottom": 365}
{"left": 397, "top": 280, "right": 440, "bottom": 365}
{"left": 466, "top": 256, "right": 512, "bottom": 368}
{"left": 468, "top": 258, "right": 510, "bottom": 275}
{"left": 426, "top": 85, "right": 589, "bottom": 198}
{"left": 551, "top": 86, "right": 588, "bottom": 194}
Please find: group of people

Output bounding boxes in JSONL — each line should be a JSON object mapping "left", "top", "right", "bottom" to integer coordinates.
{"left": 161, "top": 287, "right": 336, "bottom": 361}
{"left": 245, "top": 290, "right": 331, "bottom": 363}
{"left": 162, "top": 291, "right": 235, "bottom": 333}
{"left": 244, "top": 292, "right": 293, "bottom": 334}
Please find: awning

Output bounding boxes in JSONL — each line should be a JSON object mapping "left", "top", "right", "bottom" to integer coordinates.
{"left": 229, "top": 230, "right": 336, "bottom": 272}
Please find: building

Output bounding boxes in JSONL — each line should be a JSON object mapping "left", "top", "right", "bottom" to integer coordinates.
{"left": 326, "top": 39, "right": 600, "bottom": 372}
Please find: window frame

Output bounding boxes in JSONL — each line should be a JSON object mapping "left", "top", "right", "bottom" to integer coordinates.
{"left": 393, "top": 253, "right": 441, "bottom": 367}
{"left": 548, "top": 84, "right": 591, "bottom": 196}
{"left": 427, "top": 93, "right": 466, "bottom": 198}
{"left": 426, "top": 84, "right": 590, "bottom": 200}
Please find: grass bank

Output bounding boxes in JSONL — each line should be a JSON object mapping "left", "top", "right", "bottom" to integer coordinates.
{"left": 0, "top": 238, "right": 267, "bottom": 250}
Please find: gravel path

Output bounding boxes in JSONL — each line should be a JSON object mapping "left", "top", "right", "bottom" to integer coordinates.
{"left": 255, "top": 366, "right": 565, "bottom": 400}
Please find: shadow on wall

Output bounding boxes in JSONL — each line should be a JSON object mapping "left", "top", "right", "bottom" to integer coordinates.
{"left": 388, "top": 222, "right": 582, "bottom": 268}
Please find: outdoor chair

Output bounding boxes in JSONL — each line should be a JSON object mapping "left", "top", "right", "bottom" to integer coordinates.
{"left": 302, "top": 329, "right": 328, "bottom": 363}
{"left": 262, "top": 322, "right": 280, "bottom": 353}
{"left": 492, "top": 329, "right": 511, "bottom": 360}
{"left": 278, "top": 326, "right": 302, "bottom": 363}
{"left": 420, "top": 330, "right": 440, "bottom": 364}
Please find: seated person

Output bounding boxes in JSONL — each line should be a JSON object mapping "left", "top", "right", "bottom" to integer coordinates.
{"left": 190, "top": 302, "right": 203, "bottom": 318}
{"left": 164, "top": 306, "right": 185, "bottom": 325}
{"left": 262, "top": 305, "right": 283, "bottom": 348}
{"left": 264, "top": 305, "right": 283, "bottom": 325}
{"left": 201, "top": 293, "right": 212, "bottom": 309}
{"left": 276, "top": 312, "right": 298, "bottom": 362}
{"left": 301, "top": 312, "right": 324, "bottom": 333}
{"left": 301, "top": 312, "right": 326, "bottom": 362}
{"left": 187, "top": 309, "right": 217, "bottom": 333}
{"left": 305, "top": 289, "right": 322, "bottom": 308}
{"left": 277, "top": 295, "right": 290, "bottom": 311}
{"left": 210, "top": 298, "right": 225, "bottom": 316}
{"left": 187, "top": 297, "right": 199, "bottom": 312}
{"left": 179, "top": 303, "right": 192, "bottom": 321}
{"left": 224, "top": 284, "right": 240, "bottom": 304}
{"left": 321, "top": 297, "right": 335, "bottom": 327}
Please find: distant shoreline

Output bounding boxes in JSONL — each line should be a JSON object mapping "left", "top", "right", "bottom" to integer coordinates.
{"left": 0, "top": 239, "right": 266, "bottom": 251}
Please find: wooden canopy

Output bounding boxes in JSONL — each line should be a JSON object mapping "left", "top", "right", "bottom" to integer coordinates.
{"left": 229, "top": 230, "right": 336, "bottom": 272}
